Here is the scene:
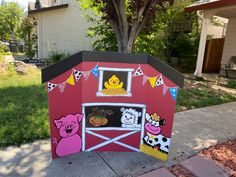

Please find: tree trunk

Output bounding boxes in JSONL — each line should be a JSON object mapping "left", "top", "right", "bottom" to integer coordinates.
{"left": 111, "top": 0, "right": 155, "bottom": 53}
{"left": 27, "top": 30, "right": 32, "bottom": 59}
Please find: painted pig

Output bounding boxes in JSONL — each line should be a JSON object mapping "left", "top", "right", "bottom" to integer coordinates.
{"left": 54, "top": 113, "right": 83, "bottom": 157}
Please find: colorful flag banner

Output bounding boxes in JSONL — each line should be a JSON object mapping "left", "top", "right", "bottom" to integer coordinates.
{"left": 73, "top": 69, "right": 82, "bottom": 82}
{"left": 58, "top": 82, "right": 66, "bottom": 93}
{"left": 91, "top": 65, "right": 99, "bottom": 77}
{"left": 47, "top": 82, "right": 58, "bottom": 92}
{"left": 66, "top": 74, "right": 75, "bottom": 86}
{"left": 163, "top": 84, "right": 168, "bottom": 96}
{"left": 148, "top": 76, "right": 157, "bottom": 88}
{"left": 169, "top": 87, "right": 178, "bottom": 100}
{"left": 82, "top": 71, "right": 90, "bottom": 80}
{"left": 47, "top": 64, "right": 99, "bottom": 93}
{"left": 142, "top": 75, "right": 148, "bottom": 85}
{"left": 155, "top": 75, "right": 164, "bottom": 87}
{"left": 133, "top": 66, "right": 144, "bottom": 77}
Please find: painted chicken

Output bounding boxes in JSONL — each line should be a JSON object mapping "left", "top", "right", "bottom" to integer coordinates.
{"left": 104, "top": 75, "right": 124, "bottom": 89}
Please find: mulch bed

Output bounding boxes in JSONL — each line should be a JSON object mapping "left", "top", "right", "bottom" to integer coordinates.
{"left": 200, "top": 139, "right": 236, "bottom": 177}
{"left": 168, "top": 139, "right": 236, "bottom": 177}
{"left": 168, "top": 164, "right": 196, "bottom": 177}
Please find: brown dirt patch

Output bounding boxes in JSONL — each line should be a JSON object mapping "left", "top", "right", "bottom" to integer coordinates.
{"left": 200, "top": 139, "right": 236, "bottom": 176}
{"left": 168, "top": 164, "right": 196, "bottom": 177}
{"left": 183, "top": 73, "right": 236, "bottom": 95}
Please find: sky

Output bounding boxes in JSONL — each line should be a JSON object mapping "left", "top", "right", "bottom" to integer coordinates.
{"left": 0, "top": 0, "right": 35, "bottom": 9}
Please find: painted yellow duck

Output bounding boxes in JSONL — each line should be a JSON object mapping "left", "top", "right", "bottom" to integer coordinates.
{"left": 104, "top": 75, "right": 124, "bottom": 89}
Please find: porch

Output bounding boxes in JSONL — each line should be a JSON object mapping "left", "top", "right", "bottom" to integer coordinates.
{"left": 185, "top": 0, "right": 236, "bottom": 78}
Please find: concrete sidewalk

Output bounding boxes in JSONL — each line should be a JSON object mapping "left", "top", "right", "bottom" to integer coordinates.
{"left": 1, "top": 102, "right": 236, "bottom": 177}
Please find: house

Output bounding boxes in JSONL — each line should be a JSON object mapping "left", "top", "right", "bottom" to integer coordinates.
{"left": 27, "top": 0, "right": 93, "bottom": 59}
{"left": 208, "top": 16, "right": 228, "bottom": 39}
{"left": 41, "top": 51, "right": 184, "bottom": 161}
{"left": 185, "top": 0, "right": 236, "bottom": 77}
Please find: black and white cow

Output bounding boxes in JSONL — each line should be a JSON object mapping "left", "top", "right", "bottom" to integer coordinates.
{"left": 143, "top": 132, "right": 170, "bottom": 153}
{"left": 143, "top": 113, "right": 170, "bottom": 153}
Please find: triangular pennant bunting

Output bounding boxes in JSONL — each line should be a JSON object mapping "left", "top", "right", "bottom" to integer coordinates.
{"left": 47, "top": 82, "right": 57, "bottom": 92}
{"left": 169, "top": 87, "right": 178, "bottom": 100}
{"left": 73, "top": 69, "right": 82, "bottom": 82}
{"left": 155, "top": 75, "right": 164, "bottom": 87}
{"left": 91, "top": 65, "right": 99, "bottom": 77}
{"left": 133, "top": 66, "right": 143, "bottom": 77}
{"left": 66, "top": 74, "right": 75, "bottom": 86}
{"left": 163, "top": 85, "right": 168, "bottom": 95}
{"left": 148, "top": 76, "right": 157, "bottom": 88}
{"left": 82, "top": 71, "right": 90, "bottom": 80}
{"left": 58, "top": 82, "right": 66, "bottom": 93}
{"left": 142, "top": 75, "right": 148, "bottom": 85}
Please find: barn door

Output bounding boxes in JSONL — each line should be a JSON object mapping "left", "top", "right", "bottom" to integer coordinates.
{"left": 81, "top": 102, "right": 171, "bottom": 161}
{"left": 81, "top": 103, "right": 146, "bottom": 152}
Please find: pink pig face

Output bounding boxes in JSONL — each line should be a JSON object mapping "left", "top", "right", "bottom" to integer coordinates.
{"left": 54, "top": 114, "right": 83, "bottom": 138}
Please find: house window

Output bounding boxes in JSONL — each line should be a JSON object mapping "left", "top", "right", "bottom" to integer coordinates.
{"left": 97, "top": 67, "right": 134, "bottom": 97}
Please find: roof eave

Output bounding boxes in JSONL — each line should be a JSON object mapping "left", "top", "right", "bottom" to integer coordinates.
{"left": 41, "top": 51, "right": 184, "bottom": 88}
{"left": 185, "top": 0, "right": 236, "bottom": 13}
{"left": 41, "top": 51, "right": 83, "bottom": 84}
{"left": 148, "top": 56, "right": 184, "bottom": 87}
{"left": 28, "top": 3, "right": 69, "bottom": 15}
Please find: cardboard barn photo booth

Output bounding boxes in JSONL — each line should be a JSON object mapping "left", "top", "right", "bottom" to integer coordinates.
{"left": 42, "top": 51, "right": 184, "bottom": 161}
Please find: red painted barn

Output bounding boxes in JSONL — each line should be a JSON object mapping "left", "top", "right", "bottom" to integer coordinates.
{"left": 42, "top": 51, "right": 184, "bottom": 160}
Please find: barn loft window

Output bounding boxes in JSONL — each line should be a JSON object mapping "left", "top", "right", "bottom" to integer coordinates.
{"left": 96, "top": 67, "right": 134, "bottom": 97}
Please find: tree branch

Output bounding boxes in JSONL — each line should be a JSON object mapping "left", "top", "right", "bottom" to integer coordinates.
{"left": 111, "top": 0, "right": 123, "bottom": 36}
{"left": 136, "top": 1, "right": 156, "bottom": 36}
{"left": 127, "top": 0, "right": 157, "bottom": 51}
{"left": 110, "top": 19, "right": 123, "bottom": 52}
{"left": 111, "top": 0, "right": 129, "bottom": 52}
{"left": 118, "top": 0, "right": 129, "bottom": 52}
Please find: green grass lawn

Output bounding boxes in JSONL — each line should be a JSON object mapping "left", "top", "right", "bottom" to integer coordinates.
{"left": 0, "top": 73, "right": 49, "bottom": 148}
{"left": 0, "top": 73, "right": 235, "bottom": 148}
{"left": 176, "top": 88, "right": 236, "bottom": 112}
{"left": 227, "top": 80, "right": 236, "bottom": 89}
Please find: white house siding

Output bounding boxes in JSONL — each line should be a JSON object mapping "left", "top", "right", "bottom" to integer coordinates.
{"left": 208, "top": 16, "right": 228, "bottom": 39}
{"left": 36, "top": 0, "right": 93, "bottom": 59}
{"left": 221, "top": 18, "right": 236, "bottom": 65}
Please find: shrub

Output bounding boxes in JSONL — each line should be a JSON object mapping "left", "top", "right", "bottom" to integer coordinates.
{"left": 0, "top": 54, "right": 16, "bottom": 75}
{"left": 228, "top": 80, "right": 236, "bottom": 89}
{"left": 195, "top": 76, "right": 204, "bottom": 81}
{"left": 48, "top": 52, "right": 70, "bottom": 64}
{"left": 0, "top": 52, "right": 3, "bottom": 63}
{"left": 0, "top": 44, "right": 10, "bottom": 52}
{"left": 6, "top": 62, "right": 16, "bottom": 75}
{"left": 20, "top": 18, "right": 38, "bottom": 59}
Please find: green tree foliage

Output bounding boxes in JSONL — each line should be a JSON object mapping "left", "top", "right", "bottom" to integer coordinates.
{"left": 84, "top": 0, "right": 200, "bottom": 72}
{"left": 0, "top": 1, "right": 24, "bottom": 40}
{"left": 86, "top": 15, "right": 118, "bottom": 51}
{"left": 20, "top": 18, "right": 38, "bottom": 59}
{"left": 80, "top": 0, "right": 174, "bottom": 53}
{"left": 135, "top": 1, "right": 200, "bottom": 58}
